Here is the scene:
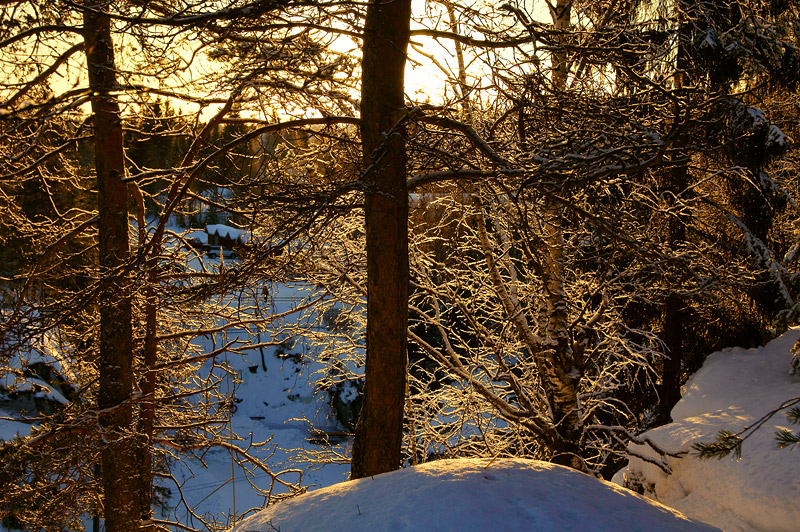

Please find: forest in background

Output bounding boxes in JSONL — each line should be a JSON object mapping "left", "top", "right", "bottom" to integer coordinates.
{"left": 1, "top": 0, "right": 799, "bottom": 530}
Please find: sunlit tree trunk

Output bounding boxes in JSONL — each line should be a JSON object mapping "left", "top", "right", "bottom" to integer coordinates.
{"left": 84, "top": 1, "right": 142, "bottom": 529}
{"left": 351, "top": 0, "right": 412, "bottom": 479}
{"left": 540, "top": 0, "right": 583, "bottom": 470}
{"left": 133, "top": 186, "right": 157, "bottom": 525}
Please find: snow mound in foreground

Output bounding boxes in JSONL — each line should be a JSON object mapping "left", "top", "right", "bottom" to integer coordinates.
{"left": 615, "top": 329, "right": 800, "bottom": 532}
{"left": 231, "top": 458, "right": 720, "bottom": 532}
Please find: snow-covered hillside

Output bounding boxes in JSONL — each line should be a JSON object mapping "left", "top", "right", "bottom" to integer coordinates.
{"left": 615, "top": 329, "right": 800, "bottom": 532}
{"left": 161, "top": 280, "right": 352, "bottom": 528}
{"left": 3, "top": 271, "right": 798, "bottom": 531}
{"left": 231, "top": 458, "right": 721, "bottom": 532}
{"left": 163, "top": 335, "right": 352, "bottom": 528}
{"left": 0, "top": 277, "right": 352, "bottom": 530}
{"left": 223, "top": 328, "right": 800, "bottom": 532}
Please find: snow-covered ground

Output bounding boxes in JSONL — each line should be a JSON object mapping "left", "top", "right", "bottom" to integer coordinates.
{"left": 161, "top": 280, "right": 352, "bottom": 529}
{"left": 0, "top": 267, "right": 352, "bottom": 530}
{"left": 223, "top": 327, "right": 800, "bottom": 532}
{"left": 164, "top": 332, "right": 352, "bottom": 528}
{"left": 3, "top": 249, "right": 799, "bottom": 531}
{"left": 614, "top": 329, "right": 800, "bottom": 532}
{"left": 229, "top": 458, "right": 721, "bottom": 532}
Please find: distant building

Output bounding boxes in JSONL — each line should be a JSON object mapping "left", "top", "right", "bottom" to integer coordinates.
{"left": 205, "top": 224, "right": 248, "bottom": 249}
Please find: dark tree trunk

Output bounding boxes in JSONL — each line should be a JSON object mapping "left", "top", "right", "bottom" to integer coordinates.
{"left": 137, "top": 257, "right": 158, "bottom": 522}
{"left": 659, "top": 293, "right": 685, "bottom": 423}
{"left": 351, "top": 0, "right": 412, "bottom": 479}
{"left": 656, "top": 0, "right": 692, "bottom": 424}
{"left": 84, "top": 2, "right": 142, "bottom": 529}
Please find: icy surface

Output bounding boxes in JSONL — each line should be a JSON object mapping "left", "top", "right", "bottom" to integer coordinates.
{"left": 230, "top": 458, "right": 720, "bottom": 532}
{"left": 615, "top": 329, "right": 800, "bottom": 532}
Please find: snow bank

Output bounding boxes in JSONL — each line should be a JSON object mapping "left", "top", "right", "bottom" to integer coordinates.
{"left": 615, "top": 329, "right": 800, "bottom": 532}
{"left": 231, "top": 458, "right": 720, "bottom": 532}
{"left": 0, "top": 408, "right": 31, "bottom": 442}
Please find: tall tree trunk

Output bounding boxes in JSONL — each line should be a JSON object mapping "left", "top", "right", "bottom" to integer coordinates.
{"left": 84, "top": 2, "right": 141, "bottom": 529}
{"left": 656, "top": 0, "right": 691, "bottom": 424}
{"left": 137, "top": 274, "right": 157, "bottom": 522}
{"left": 539, "top": 0, "right": 584, "bottom": 470}
{"left": 351, "top": 0, "right": 412, "bottom": 479}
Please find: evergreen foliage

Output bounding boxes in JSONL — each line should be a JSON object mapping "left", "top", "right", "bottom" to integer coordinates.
{"left": 775, "top": 405, "right": 800, "bottom": 448}
{"left": 693, "top": 397, "right": 800, "bottom": 458}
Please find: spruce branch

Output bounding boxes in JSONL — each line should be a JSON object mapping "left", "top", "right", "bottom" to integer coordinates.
{"left": 693, "top": 397, "right": 800, "bottom": 459}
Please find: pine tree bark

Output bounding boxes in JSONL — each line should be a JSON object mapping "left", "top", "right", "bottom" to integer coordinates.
{"left": 84, "top": 2, "right": 141, "bottom": 529}
{"left": 351, "top": 0, "right": 412, "bottom": 479}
